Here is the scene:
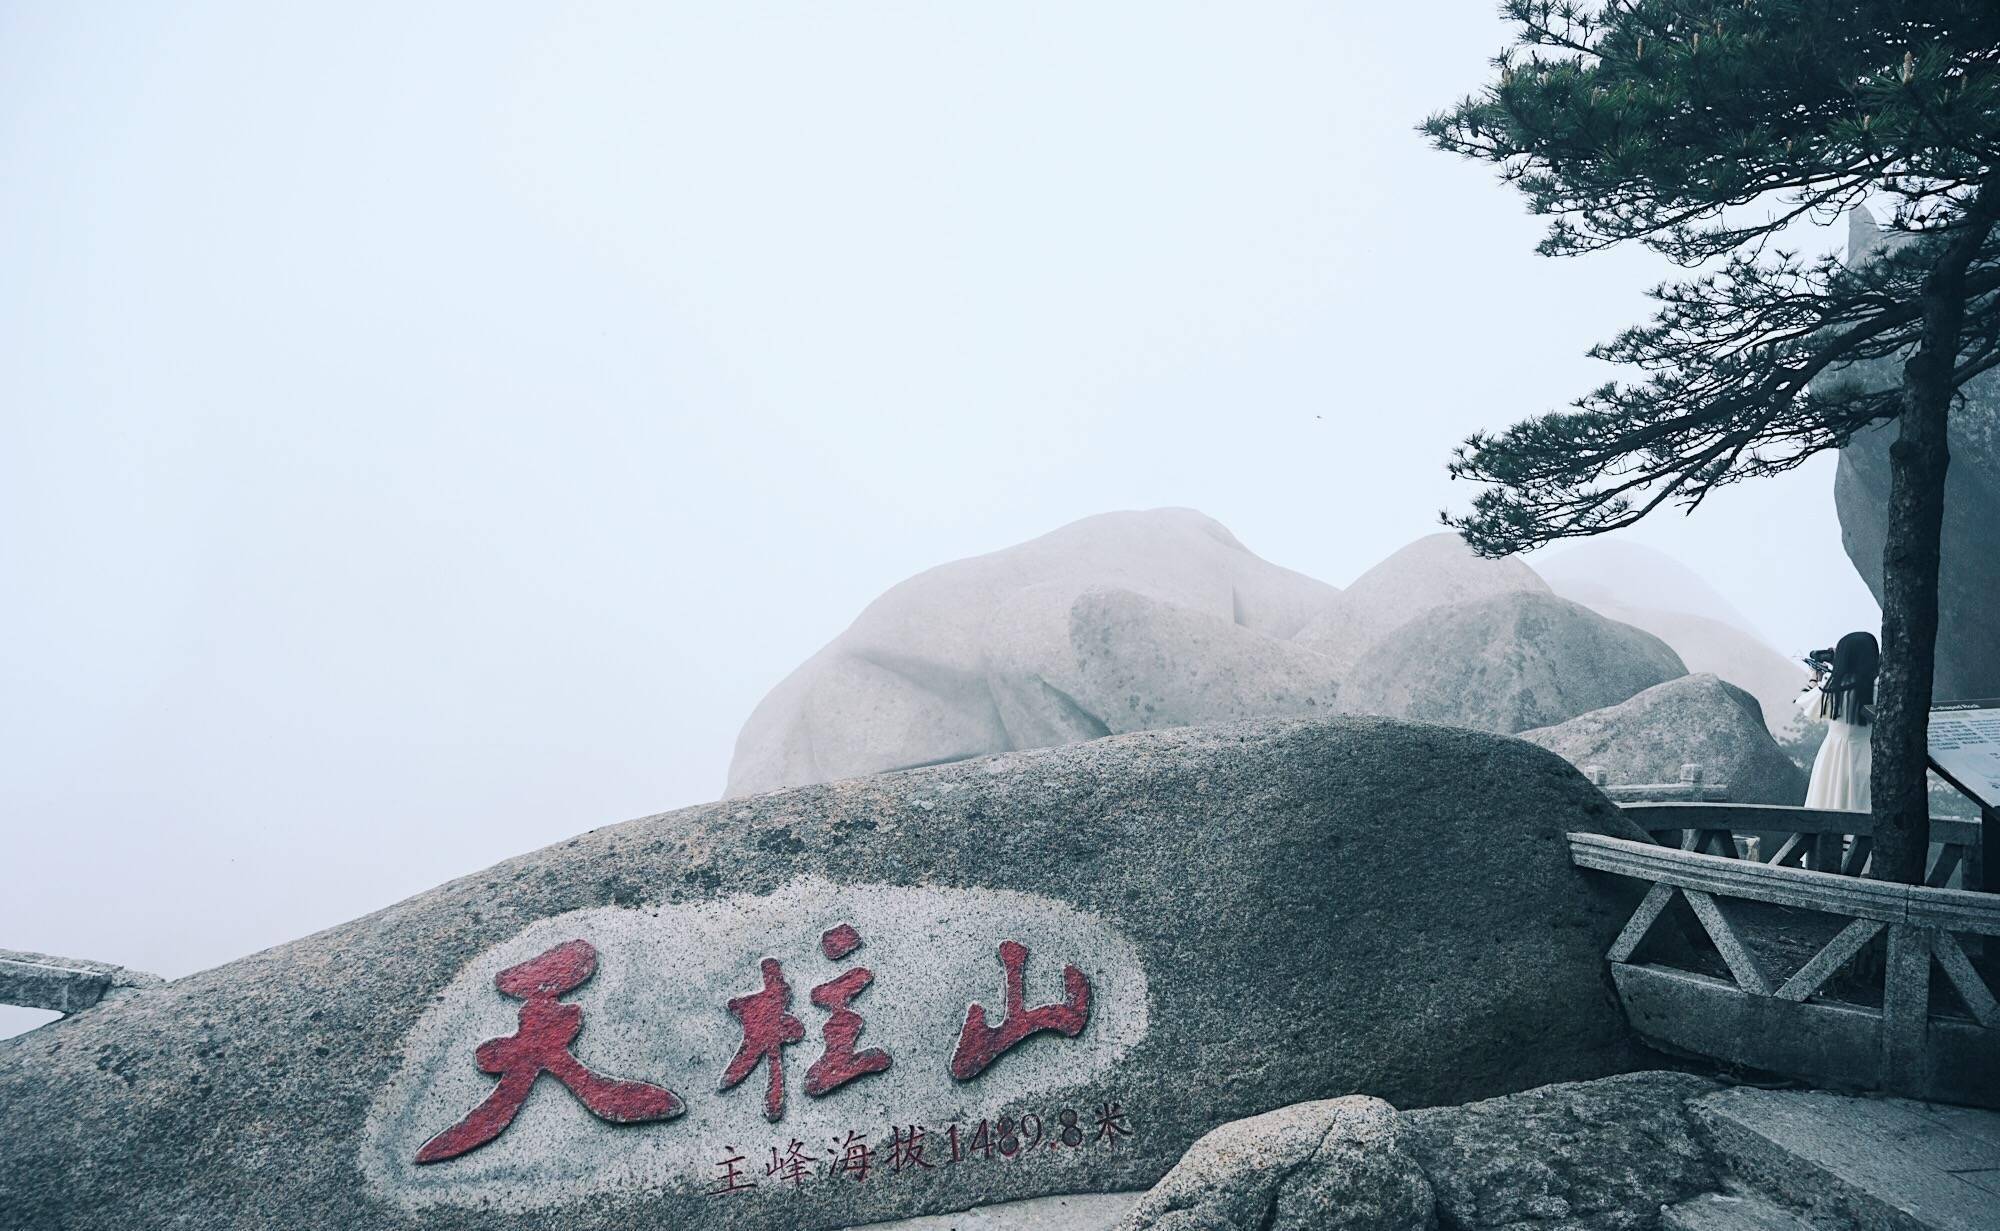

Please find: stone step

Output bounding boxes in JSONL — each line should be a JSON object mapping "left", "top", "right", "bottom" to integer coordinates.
{"left": 1693, "top": 1087, "right": 2000, "bottom": 1231}
{"left": 839, "top": 1191, "right": 1142, "bottom": 1231}
{"left": 0, "top": 948, "right": 161, "bottom": 1014}
{"left": 1662, "top": 1192, "right": 1816, "bottom": 1231}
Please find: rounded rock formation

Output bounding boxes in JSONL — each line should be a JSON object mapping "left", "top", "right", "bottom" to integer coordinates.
{"left": 726, "top": 508, "right": 1344, "bottom": 797}
{"left": 1518, "top": 673, "right": 1808, "bottom": 805}
{"left": 0, "top": 718, "right": 1656, "bottom": 1231}
{"left": 1115, "top": 1096, "right": 1434, "bottom": 1231}
{"left": 1292, "top": 532, "right": 1549, "bottom": 676}
{"left": 1537, "top": 540, "right": 1811, "bottom": 737}
{"left": 1833, "top": 207, "right": 1999, "bottom": 701}
{"left": 1338, "top": 591, "right": 1687, "bottom": 735}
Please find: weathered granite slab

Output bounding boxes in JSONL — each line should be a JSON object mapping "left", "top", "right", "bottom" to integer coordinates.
{"left": 0, "top": 717, "right": 1655, "bottom": 1230}
{"left": 0, "top": 948, "right": 161, "bottom": 1013}
{"left": 841, "top": 1192, "right": 1143, "bottom": 1231}
{"left": 1694, "top": 1087, "right": 2000, "bottom": 1231}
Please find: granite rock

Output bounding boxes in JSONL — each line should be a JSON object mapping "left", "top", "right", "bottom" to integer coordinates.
{"left": 0, "top": 718, "right": 1653, "bottom": 1231}
{"left": 1339, "top": 592, "right": 1687, "bottom": 735}
{"left": 726, "top": 509, "right": 1343, "bottom": 796}
{"left": 1293, "top": 533, "right": 1549, "bottom": 676}
{"left": 1113, "top": 1096, "right": 1434, "bottom": 1231}
{"left": 1399, "top": 1071, "right": 1725, "bottom": 1231}
{"left": 1833, "top": 208, "right": 2000, "bottom": 701}
{"left": 1519, "top": 674, "right": 1807, "bottom": 804}
{"left": 1533, "top": 540, "right": 1757, "bottom": 635}
{"left": 1537, "top": 541, "right": 1809, "bottom": 737}
{"left": 1835, "top": 397, "right": 2000, "bottom": 703}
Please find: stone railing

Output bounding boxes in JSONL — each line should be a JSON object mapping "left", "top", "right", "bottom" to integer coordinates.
{"left": 1617, "top": 801, "right": 1984, "bottom": 887}
{"left": 1583, "top": 763, "right": 1732, "bottom": 804}
{"left": 0, "top": 949, "right": 161, "bottom": 1015}
{"left": 1567, "top": 813, "right": 1998, "bottom": 1107}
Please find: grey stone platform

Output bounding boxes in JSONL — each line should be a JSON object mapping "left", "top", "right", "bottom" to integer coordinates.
{"left": 840, "top": 1192, "right": 1143, "bottom": 1231}
{"left": 835, "top": 1087, "right": 2000, "bottom": 1231}
{"left": 0, "top": 949, "right": 160, "bottom": 1014}
{"left": 1690, "top": 1087, "right": 2000, "bottom": 1231}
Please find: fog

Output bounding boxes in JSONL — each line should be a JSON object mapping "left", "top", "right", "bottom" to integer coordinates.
{"left": 0, "top": 2, "right": 1877, "bottom": 1037}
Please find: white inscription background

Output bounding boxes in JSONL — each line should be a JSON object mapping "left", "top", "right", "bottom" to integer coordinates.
{"left": 361, "top": 879, "right": 1150, "bottom": 1209}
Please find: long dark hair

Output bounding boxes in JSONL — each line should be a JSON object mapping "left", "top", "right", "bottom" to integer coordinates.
{"left": 1817, "top": 630, "right": 1879, "bottom": 723}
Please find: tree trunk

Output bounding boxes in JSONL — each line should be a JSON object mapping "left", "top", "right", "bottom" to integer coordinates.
{"left": 1871, "top": 370, "right": 1950, "bottom": 885}
{"left": 1871, "top": 194, "right": 1997, "bottom": 885}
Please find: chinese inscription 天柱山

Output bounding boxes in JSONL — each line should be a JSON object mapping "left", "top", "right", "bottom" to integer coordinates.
{"left": 416, "top": 923, "right": 1095, "bottom": 1165}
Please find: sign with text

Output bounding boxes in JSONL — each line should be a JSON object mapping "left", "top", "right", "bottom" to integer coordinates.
{"left": 361, "top": 878, "right": 1149, "bottom": 1211}
{"left": 1929, "top": 699, "right": 2000, "bottom": 810}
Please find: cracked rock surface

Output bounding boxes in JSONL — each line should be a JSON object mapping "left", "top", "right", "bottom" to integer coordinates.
{"left": 1397, "top": 1071, "right": 1724, "bottom": 1231}
{"left": 1112, "top": 1096, "right": 1436, "bottom": 1231}
{"left": 1119, "top": 1073, "right": 1727, "bottom": 1231}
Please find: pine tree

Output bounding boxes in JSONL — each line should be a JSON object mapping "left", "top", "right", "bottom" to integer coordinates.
{"left": 1424, "top": 0, "right": 2000, "bottom": 885}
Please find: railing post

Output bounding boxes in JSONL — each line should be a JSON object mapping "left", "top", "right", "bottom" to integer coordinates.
{"left": 1881, "top": 923, "right": 1934, "bottom": 1095}
{"left": 1978, "top": 804, "right": 1995, "bottom": 894}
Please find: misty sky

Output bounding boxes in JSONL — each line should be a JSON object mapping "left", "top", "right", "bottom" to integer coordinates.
{"left": 1, "top": 2, "right": 1879, "bottom": 1037}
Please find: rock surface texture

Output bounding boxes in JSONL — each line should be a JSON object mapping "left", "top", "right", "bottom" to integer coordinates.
{"left": 0, "top": 719, "right": 1653, "bottom": 1231}
{"left": 726, "top": 508, "right": 1343, "bottom": 797}
{"left": 1111, "top": 1097, "right": 1434, "bottom": 1231}
{"left": 1834, "top": 208, "right": 2000, "bottom": 702}
{"left": 1520, "top": 674, "right": 1808, "bottom": 805}
{"left": 728, "top": 515, "right": 1760, "bottom": 793}
{"left": 1338, "top": 592, "right": 1688, "bottom": 735}
{"left": 1538, "top": 541, "right": 1809, "bottom": 737}
{"left": 1110, "top": 1073, "right": 2000, "bottom": 1231}
{"left": 1836, "top": 400, "right": 2000, "bottom": 703}
{"left": 1399, "top": 1072, "right": 1725, "bottom": 1231}
{"left": 1291, "top": 533, "right": 1549, "bottom": 677}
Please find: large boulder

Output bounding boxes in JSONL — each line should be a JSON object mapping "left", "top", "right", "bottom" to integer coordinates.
{"left": 1536, "top": 541, "right": 1809, "bottom": 737}
{"left": 1398, "top": 1072, "right": 1724, "bottom": 1231}
{"left": 1113, "top": 1097, "right": 1434, "bottom": 1231}
{"left": 1293, "top": 533, "right": 1549, "bottom": 675}
{"left": 1519, "top": 674, "right": 1808, "bottom": 805}
{"left": 1570, "top": 606, "right": 1809, "bottom": 740}
{"left": 726, "top": 508, "right": 1343, "bottom": 796}
{"left": 987, "top": 587, "right": 1343, "bottom": 747}
{"left": 1338, "top": 592, "right": 1687, "bottom": 735}
{"left": 1834, "top": 209, "right": 2000, "bottom": 701}
{"left": 1836, "top": 401, "right": 2000, "bottom": 703}
{"left": 0, "top": 719, "right": 1654, "bottom": 1231}
{"left": 1115, "top": 1071, "right": 1732, "bottom": 1231}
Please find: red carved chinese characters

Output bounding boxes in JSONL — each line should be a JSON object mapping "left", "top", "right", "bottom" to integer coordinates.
{"left": 720, "top": 957, "right": 806, "bottom": 1121}
{"left": 804, "top": 923, "right": 891, "bottom": 1098}
{"left": 415, "top": 939, "right": 683, "bottom": 1164}
{"left": 949, "top": 940, "right": 1091, "bottom": 1080}
{"left": 820, "top": 923, "right": 861, "bottom": 959}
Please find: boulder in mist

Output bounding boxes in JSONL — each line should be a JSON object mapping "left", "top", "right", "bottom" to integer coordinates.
{"left": 726, "top": 508, "right": 1342, "bottom": 797}
{"left": 1834, "top": 392, "right": 2000, "bottom": 704}
{"left": 1832, "top": 208, "right": 2000, "bottom": 701}
{"left": 1293, "top": 532, "right": 1549, "bottom": 675}
{"left": 1538, "top": 540, "right": 1811, "bottom": 737}
{"left": 1338, "top": 591, "right": 1688, "bottom": 735}
{"left": 1519, "top": 673, "right": 1807, "bottom": 805}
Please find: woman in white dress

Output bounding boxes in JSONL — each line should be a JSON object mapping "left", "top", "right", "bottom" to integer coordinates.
{"left": 1803, "top": 630, "right": 1879, "bottom": 812}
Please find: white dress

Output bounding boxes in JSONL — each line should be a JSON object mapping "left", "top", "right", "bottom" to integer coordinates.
{"left": 1805, "top": 714, "right": 1871, "bottom": 812}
